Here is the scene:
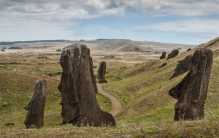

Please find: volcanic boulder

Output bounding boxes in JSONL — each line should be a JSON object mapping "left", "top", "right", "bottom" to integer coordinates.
{"left": 167, "top": 49, "right": 179, "bottom": 59}
{"left": 160, "top": 52, "right": 167, "bottom": 59}
{"left": 24, "top": 80, "right": 47, "bottom": 128}
{"left": 98, "top": 61, "right": 107, "bottom": 83}
{"left": 58, "top": 44, "right": 115, "bottom": 127}
{"left": 169, "top": 48, "right": 213, "bottom": 121}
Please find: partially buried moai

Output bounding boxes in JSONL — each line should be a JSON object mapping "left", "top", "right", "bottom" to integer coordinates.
{"left": 167, "top": 49, "right": 179, "bottom": 59}
{"left": 24, "top": 80, "right": 47, "bottom": 128}
{"left": 160, "top": 52, "right": 166, "bottom": 59}
{"left": 98, "top": 61, "right": 107, "bottom": 83}
{"left": 58, "top": 44, "right": 115, "bottom": 127}
{"left": 169, "top": 48, "right": 213, "bottom": 121}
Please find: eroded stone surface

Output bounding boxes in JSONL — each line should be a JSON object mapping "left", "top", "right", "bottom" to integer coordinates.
{"left": 24, "top": 80, "right": 47, "bottom": 128}
{"left": 58, "top": 44, "right": 115, "bottom": 127}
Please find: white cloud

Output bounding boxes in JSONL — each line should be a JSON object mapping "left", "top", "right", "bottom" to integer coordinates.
{"left": 0, "top": 17, "right": 76, "bottom": 41}
{"left": 145, "top": 19, "right": 219, "bottom": 34}
{"left": 0, "top": 0, "right": 219, "bottom": 41}
{"left": 1, "top": 0, "right": 219, "bottom": 20}
{"left": 132, "top": 19, "right": 219, "bottom": 43}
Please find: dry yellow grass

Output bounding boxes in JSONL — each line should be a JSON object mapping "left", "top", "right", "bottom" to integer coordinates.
{"left": 0, "top": 45, "right": 219, "bottom": 137}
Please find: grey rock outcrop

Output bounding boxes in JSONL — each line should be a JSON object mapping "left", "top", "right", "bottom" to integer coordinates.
{"left": 169, "top": 48, "right": 213, "bottom": 121}
{"left": 24, "top": 80, "right": 47, "bottom": 128}
{"left": 58, "top": 44, "right": 115, "bottom": 127}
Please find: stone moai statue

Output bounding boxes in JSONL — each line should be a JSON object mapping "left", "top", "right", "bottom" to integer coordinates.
{"left": 167, "top": 49, "right": 179, "bottom": 59}
{"left": 170, "top": 55, "right": 193, "bottom": 79}
{"left": 160, "top": 52, "right": 167, "bottom": 59}
{"left": 58, "top": 44, "right": 115, "bottom": 127}
{"left": 169, "top": 48, "right": 213, "bottom": 121}
{"left": 24, "top": 80, "right": 47, "bottom": 128}
{"left": 98, "top": 61, "right": 107, "bottom": 83}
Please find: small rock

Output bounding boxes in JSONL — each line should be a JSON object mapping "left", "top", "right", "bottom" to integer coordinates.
{"left": 5, "top": 123, "right": 15, "bottom": 127}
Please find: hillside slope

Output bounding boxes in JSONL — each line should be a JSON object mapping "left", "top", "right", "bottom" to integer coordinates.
{"left": 102, "top": 38, "right": 219, "bottom": 131}
{"left": 0, "top": 54, "right": 111, "bottom": 128}
{"left": 0, "top": 38, "right": 219, "bottom": 137}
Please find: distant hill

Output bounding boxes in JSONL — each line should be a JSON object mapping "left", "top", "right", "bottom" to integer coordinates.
{"left": 80, "top": 39, "right": 195, "bottom": 52}
{"left": 199, "top": 37, "right": 219, "bottom": 50}
{"left": 0, "top": 39, "right": 195, "bottom": 52}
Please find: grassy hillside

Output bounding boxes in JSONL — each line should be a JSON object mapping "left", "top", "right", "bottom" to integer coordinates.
{"left": 105, "top": 48, "right": 219, "bottom": 125}
{"left": 0, "top": 41, "right": 219, "bottom": 137}
{"left": 0, "top": 54, "right": 111, "bottom": 129}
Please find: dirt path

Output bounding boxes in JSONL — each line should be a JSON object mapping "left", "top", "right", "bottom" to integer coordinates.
{"left": 14, "top": 71, "right": 123, "bottom": 117}
{"left": 97, "top": 84, "right": 122, "bottom": 117}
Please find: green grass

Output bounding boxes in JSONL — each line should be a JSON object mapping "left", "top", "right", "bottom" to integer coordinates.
{"left": 0, "top": 55, "right": 111, "bottom": 129}
{"left": 1, "top": 49, "right": 219, "bottom": 137}
{"left": 104, "top": 50, "right": 219, "bottom": 128}
{"left": 1, "top": 120, "right": 219, "bottom": 138}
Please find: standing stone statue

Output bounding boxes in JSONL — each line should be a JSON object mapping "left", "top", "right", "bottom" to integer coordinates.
{"left": 187, "top": 48, "right": 192, "bottom": 52}
{"left": 24, "top": 80, "right": 47, "bottom": 128}
{"left": 170, "top": 55, "right": 193, "bottom": 79}
{"left": 169, "top": 48, "right": 213, "bottom": 121}
{"left": 58, "top": 44, "right": 115, "bottom": 127}
{"left": 167, "top": 49, "right": 179, "bottom": 59}
{"left": 98, "top": 61, "right": 107, "bottom": 83}
{"left": 160, "top": 52, "right": 166, "bottom": 59}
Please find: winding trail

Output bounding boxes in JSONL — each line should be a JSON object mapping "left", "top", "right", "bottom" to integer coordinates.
{"left": 97, "top": 84, "right": 122, "bottom": 117}
{"left": 14, "top": 71, "right": 123, "bottom": 117}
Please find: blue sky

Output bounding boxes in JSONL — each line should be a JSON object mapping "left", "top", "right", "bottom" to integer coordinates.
{"left": 0, "top": 0, "right": 219, "bottom": 44}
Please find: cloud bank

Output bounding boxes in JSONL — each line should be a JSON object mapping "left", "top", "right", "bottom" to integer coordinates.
{"left": 0, "top": 0, "right": 219, "bottom": 43}
{"left": 1, "top": 0, "right": 219, "bottom": 19}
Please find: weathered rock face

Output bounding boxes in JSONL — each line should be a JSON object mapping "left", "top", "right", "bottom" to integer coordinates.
{"left": 171, "top": 55, "right": 193, "bottom": 79}
{"left": 167, "top": 49, "right": 179, "bottom": 59}
{"left": 98, "top": 61, "right": 107, "bottom": 83}
{"left": 169, "top": 48, "right": 213, "bottom": 121}
{"left": 24, "top": 80, "right": 47, "bottom": 128}
{"left": 160, "top": 52, "right": 166, "bottom": 59}
{"left": 58, "top": 44, "right": 115, "bottom": 127}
